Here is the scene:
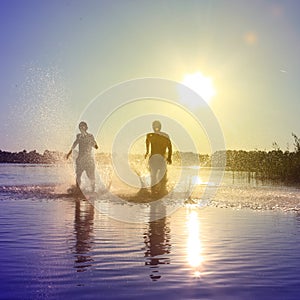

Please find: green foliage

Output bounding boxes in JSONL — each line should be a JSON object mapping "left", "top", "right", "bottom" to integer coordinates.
{"left": 224, "top": 134, "right": 300, "bottom": 184}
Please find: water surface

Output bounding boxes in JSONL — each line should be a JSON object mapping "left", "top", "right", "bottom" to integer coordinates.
{"left": 0, "top": 164, "right": 300, "bottom": 299}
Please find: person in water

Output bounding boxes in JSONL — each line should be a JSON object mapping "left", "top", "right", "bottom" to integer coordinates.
{"left": 145, "top": 120, "right": 172, "bottom": 195}
{"left": 67, "top": 121, "right": 98, "bottom": 192}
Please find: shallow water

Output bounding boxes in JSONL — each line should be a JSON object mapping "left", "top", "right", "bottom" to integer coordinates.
{"left": 0, "top": 164, "right": 300, "bottom": 299}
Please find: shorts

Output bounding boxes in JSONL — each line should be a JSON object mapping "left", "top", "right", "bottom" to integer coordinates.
{"left": 76, "top": 156, "right": 95, "bottom": 180}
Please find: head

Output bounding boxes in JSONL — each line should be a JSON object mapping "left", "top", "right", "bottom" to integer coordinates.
{"left": 79, "top": 121, "right": 88, "bottom": 132}
{"left": 152, "top": 120, "right": 161, "bottom": 132}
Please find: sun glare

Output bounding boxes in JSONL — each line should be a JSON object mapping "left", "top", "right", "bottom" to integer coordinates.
{"left": 182, "top": 72, "right": 216, "bottom": 104}
{"left": 187, "top": 210, "right": 203, "bottom": 268}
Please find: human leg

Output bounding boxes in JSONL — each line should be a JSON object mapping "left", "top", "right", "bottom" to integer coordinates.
{"left": 157, "top": 160, "right": 167, "bottom": 194}
{"left": 76, "top": 158, "right": 84, "bottom": 189}
{"left": 149, "top": 155, "right": 165, "bottom": 194}
{"left": 149, "top": 156, "right": 158, "bottom": 193}
{"left": 85, "top": 159, "right": 96, "bottom": 192}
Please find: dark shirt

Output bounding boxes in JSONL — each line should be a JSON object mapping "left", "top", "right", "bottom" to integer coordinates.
{"left": 146, "top": 132, "right": 172, "bottom": 160}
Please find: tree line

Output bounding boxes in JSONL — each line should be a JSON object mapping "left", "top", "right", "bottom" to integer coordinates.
{"left": 1, "top": 133, "right": 299, "bottom": 184}
{"left": 0, "top": 149, "right": 65, "bottom": 164}
{"left": 212, "top": 133, "right": 300, "bottom": 184}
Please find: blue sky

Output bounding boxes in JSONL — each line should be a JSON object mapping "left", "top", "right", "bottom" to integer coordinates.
{"left": 1, "top": 0, "right": 300, "bottom": 153}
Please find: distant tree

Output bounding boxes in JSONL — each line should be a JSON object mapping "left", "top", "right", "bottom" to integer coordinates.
{"left": 292, "top": 133, "right": 300, "bottom": 153}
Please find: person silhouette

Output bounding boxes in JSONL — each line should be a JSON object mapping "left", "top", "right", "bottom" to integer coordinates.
{"left": 145, "top": 120, "right": 172, "bottom": 196}
{"left": 67, "top": 121, "right": 98, "bottom": 192}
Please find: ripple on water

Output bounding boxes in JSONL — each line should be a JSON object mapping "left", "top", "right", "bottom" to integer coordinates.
{"left": 1, "top": 169, "right": 300, "bottom": 299}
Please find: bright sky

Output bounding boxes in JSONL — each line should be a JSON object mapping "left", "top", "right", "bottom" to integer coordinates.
{"left": 1, "top": 0, "right": 300, "bottom": 154}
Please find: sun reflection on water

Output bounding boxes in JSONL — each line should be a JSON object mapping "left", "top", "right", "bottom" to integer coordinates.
{"left": 186, "top": 210, "right": 203, "bottom": 275}
{"left": 192, "top": 175, "right": 204, "bottom": 185}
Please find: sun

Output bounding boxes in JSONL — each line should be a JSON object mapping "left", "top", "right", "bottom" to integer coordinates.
{"left": 182, "top": 72, "right": 216, "bottom": 104}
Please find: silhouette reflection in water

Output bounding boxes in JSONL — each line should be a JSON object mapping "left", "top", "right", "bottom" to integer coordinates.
{"left": 144, "top": 202, "right": 171, "bottom": 281}
{"left": 73, "top": 199, "right": 94, "bottom": 272}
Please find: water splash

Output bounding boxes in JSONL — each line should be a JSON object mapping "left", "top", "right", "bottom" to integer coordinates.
{"left": 13, "top": 63, "right": 74, "bottom": 152}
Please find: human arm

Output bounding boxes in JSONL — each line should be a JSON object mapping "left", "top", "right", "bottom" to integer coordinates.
{"left": 66, "top": 135, "right": 79, "bottom": 159}
{"left": 92, "top": 135, "right": 98, "bottom": 150}
{"left": 166, "top": 138, "right": 172, "bottom": 164}
{"left": 145, "top": 134, "right": 150, "bottom": 159}
{"left": 66, "top": 150, "right": 72, "bottom": 160}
